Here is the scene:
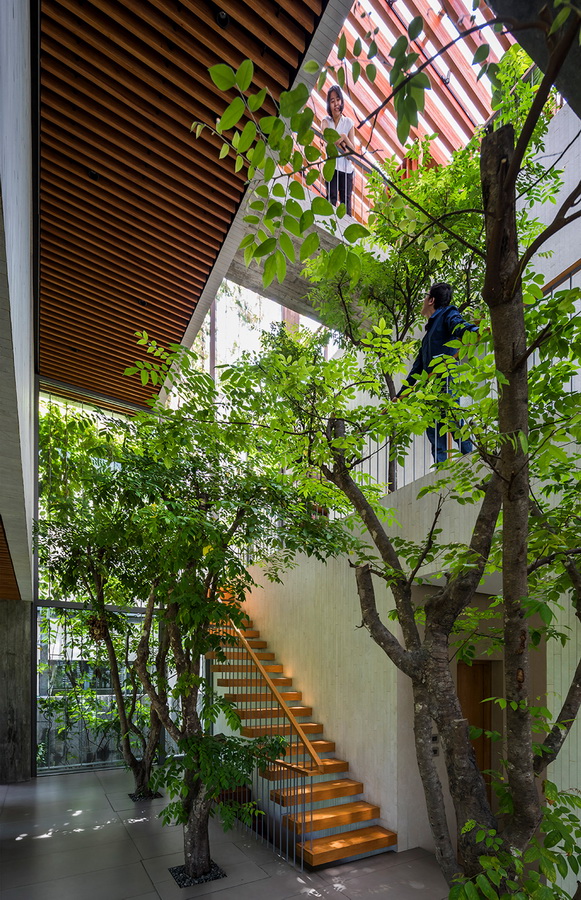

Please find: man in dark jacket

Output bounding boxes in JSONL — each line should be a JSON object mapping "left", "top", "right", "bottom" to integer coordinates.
{"left": 398, "top": 282, "right": 477, "bottom": 463}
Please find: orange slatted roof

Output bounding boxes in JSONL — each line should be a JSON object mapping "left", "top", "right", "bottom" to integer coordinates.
{"left": 38, "top": 0, "right": 507, "bottom": 410}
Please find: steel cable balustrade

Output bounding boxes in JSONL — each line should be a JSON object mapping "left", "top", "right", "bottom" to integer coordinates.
{"left": 208, "top": 619, "right": 325, "bottom": 867}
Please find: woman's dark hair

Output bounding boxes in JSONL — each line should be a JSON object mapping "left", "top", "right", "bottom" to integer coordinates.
{"left": 429, "top": 282, "right": 453, "bottom": 309}
{"left": 326, "top": 85, "right": 345, "bottom": 116}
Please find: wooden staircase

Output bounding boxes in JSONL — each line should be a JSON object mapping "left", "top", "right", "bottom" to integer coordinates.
{"left": 210, "top": 618, "right": 397, "bottom": 868}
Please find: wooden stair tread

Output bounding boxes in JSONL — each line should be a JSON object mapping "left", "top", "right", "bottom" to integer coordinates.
{"left": 284, "top": 800, "right": 379, "bottom": 833}
{"left": 212, "top": 664, "right": 283, "bottom": 673}
{"left": 224, "top": 691, "right": 302, "bottom": 702}
{"left": 271, "top": 778, "right": 363, "bottom": 806}
{"left": 262, "top": 758, "right": 349, "bottom": 781}
{"left": 241, "top": 722, "right": 323, "bottom": 738}
{"left": 217, "top": 676, "right": 292, "bottom": 687}
{"left": 238, "top": 629, "right": 259, "bottom": 637}
{"left": 298, "top": 825, "right": 397, "bottom": 866}
{"left": 237, "top": 706, "right": 312, "bottom": 720}
{"left": 207, "top": 651, "right": 275, "bottom": 660}
{"left": 285, "top": 739, "right": 335, "bottom": 755}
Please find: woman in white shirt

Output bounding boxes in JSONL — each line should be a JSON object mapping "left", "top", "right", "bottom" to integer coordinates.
{"left": 321, "top": 85, "right": 356, "bottom": 216}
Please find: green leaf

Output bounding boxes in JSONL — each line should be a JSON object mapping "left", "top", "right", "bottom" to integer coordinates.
{"left": 408, "top": 16, "right": 423, "bottom": 40}
{"left": 337, "top": 67, "right": 345, "bottom": 89}
{"left": 289, "top": 180, "right": 305, "bottom": 200}
{"left": 338, "top": 32, "right": 347, "bottom": 61}
{"left": 328, "top": 242, "right": 347, "bottom": 276}
{"left": 247, "top": 87, "right": 267, "bottom": 112}
{"left": 219, "top": 142, "right": 229, "bottom": 159}
{"left": 254, "top": 237, "right": 277, "bottom": 258}
{"left": 300, "top": 231, "right": 320, "bottom": 261}
{"left": 263, "top": 253, "right": 277, "bottom": 288}
{"left": 368, "top": 39, "right": 378, "bottom": 59}
{"left": 352, "top": 60, "right": 361, "bottom": 84}
{"left": 218, "top": 97, "right": 246, "bottom": 131}
{"left": 304, "top": 144, "right": 321, "bottom": 163}
{"left": 463, "top": 882, "right": 480, "bottom": 900}
{"left": 475, "top": 874, "right": 498, "bottom": 900}
{"left": 209, "top": 64, "right": 236, "bottom": 91}
{"left": 550, "top": 7, "right": 571, "bottom": 33}
{"left": 274, "top": 249, "right": 287, "bottom": 282}
{"left": 303, "top": 59, "right": 320, "bottom": 74}
{"left": 299, "top": 210, "right": 314, "bottom": 231}
{"left": 345, "top": 249, "right": 361, "bottom": 283}
{"left": 317, "top": 69, "right": 327, "bottom": 91}
{"left": 343, "top": 223, "right": 370, "bottom": 243}
{"left": 236, "top": 59, "right": 254, "bottom": 92}
{"left": 390, "top": 36, "right": 408, "bottom": 59}
{"left": 312, "top": 196, "right": 334, "bottom": 216}
{"left": 353, "top": 37, "right": 362, "bottom": 56}
{"left": 286, "top": 198, "right": 303, "bottom": 218}
{"left": 263, "top": 157, "right": 276, "bottom": 182}
{"left": 283, "top": 215, "right": 301, "bottom": 237}
{"left": 250, "top": 139, "right": 266, "bottom": 168}
{"left": 279, "top": 83, "right": 309, "bottom": 117}
{"left": 237, "top": 120, "right": 257, "bottom": 153}
{"left": 323, "top": 158, "right": 336, "bottom": 181}
{"left": 279, "top": 231, "right": 296, "bottom": 262}
{"left": 366, "top": 63, "right": 377, "bottom": 82}
{"left": 259, "top": 116, "right": 277, "bottom": 135}
{"left": 472, "top": 43, "right": 490, "bottom": 65}
{"left": 306, "top": 168, "right": 319, "bottom": 186}
{"left": 235, "top": 154, "right": 244, "bottom": 173}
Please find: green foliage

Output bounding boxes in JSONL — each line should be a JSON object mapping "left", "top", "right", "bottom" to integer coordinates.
{"left": 453, "top": 789, "right": 581, "bottom": 898}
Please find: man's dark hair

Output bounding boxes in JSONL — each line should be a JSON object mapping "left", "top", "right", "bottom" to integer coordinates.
{"left": 326, "top": 85, "right": 345, "bottom": 116}
{"left": 429, "top": 283, "right": 453, "bottom": 309}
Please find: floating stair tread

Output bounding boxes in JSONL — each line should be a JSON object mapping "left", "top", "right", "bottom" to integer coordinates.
{"left": 298, "top": 825, "right": 397, "bottom": 866}
{"left": 271, "top": 778, "right": 363, "bottom": 806}
{"left": 212, "top": 664, "right": 283, "bottom": 673}
{"left": 207, "top": 651, "right": 275, "bottom": 660}
{"left": 238, "top": 629, "right": 259, "bottom": 638}
{"left": 246, "top": 640, "right": 267, "bottom": 648}
{"left": 286, "top": 739, "right": 335, "bottom": 755}
{"left": 223, "top": 691, "right": 302, "bottom": 703}
{"left": 237, "top": 706, "right": 312, "bottom": 720}
{"left": 217, "top": 677, "right": 292, "bottom": 687}
{"left": 263, "top": 758, "right": 349, "bottom": 781}
{"left": 284, "top": 800, "right": 379, "bottom": 833}
{"left": 241, "top": 722, "right": 323, "bottom": 738}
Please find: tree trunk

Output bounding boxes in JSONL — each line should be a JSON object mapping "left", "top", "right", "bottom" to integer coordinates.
{"left": 184, "top": 779, "right": 213, "bottom": 879}
{"left": 481, "top": 124, "right": 540, "bottom": 848}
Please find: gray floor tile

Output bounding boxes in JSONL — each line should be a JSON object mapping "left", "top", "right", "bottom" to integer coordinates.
{"left": 328, "top": 856, "right": 448, "bottom": 898}
{"left": 0, "top": 862, "right": 155, "bottom": 900}
{"left": 1, "top": 837, "right": 141, "bottom": 889}
{"left": 0, "top": 808, "right": 122, "bottom": 840}
{"left": 0, "top": 819, "right": 130, "bottom": 859}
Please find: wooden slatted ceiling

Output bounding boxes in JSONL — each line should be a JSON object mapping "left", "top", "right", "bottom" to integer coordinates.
{"left": 0, "top": 518, "right": 21, "bottom": 602}
{"left": 39, "top": 0, "right": 324, "bottom": 408}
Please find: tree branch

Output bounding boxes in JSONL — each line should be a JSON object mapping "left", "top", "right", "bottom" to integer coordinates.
{"left": 355, "top": 564, "right": 420, "bottom": 677}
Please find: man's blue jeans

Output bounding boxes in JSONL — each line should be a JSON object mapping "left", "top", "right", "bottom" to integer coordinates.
{"left": 426, "top": 422, "right": 473, "bottom": 463}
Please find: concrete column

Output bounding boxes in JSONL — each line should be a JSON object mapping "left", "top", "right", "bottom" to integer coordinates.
{"left": 0, "top": 599, "right": 32, "bottom": 782}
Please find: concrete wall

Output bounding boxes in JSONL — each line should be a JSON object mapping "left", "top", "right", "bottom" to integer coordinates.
{"left": 0, "top": 0, "right": 35, "bottom": 599}
{"left": 0, "top": 0, "right": 35, "bottom": 781}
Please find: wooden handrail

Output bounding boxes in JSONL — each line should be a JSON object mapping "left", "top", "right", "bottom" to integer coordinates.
{"left": 230, "top": 621, "right": 325, "bottom": 774}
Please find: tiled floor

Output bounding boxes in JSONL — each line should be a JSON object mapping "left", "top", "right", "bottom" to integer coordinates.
{"left": 0, "top": 769, "right": 449, "bottom": 899}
